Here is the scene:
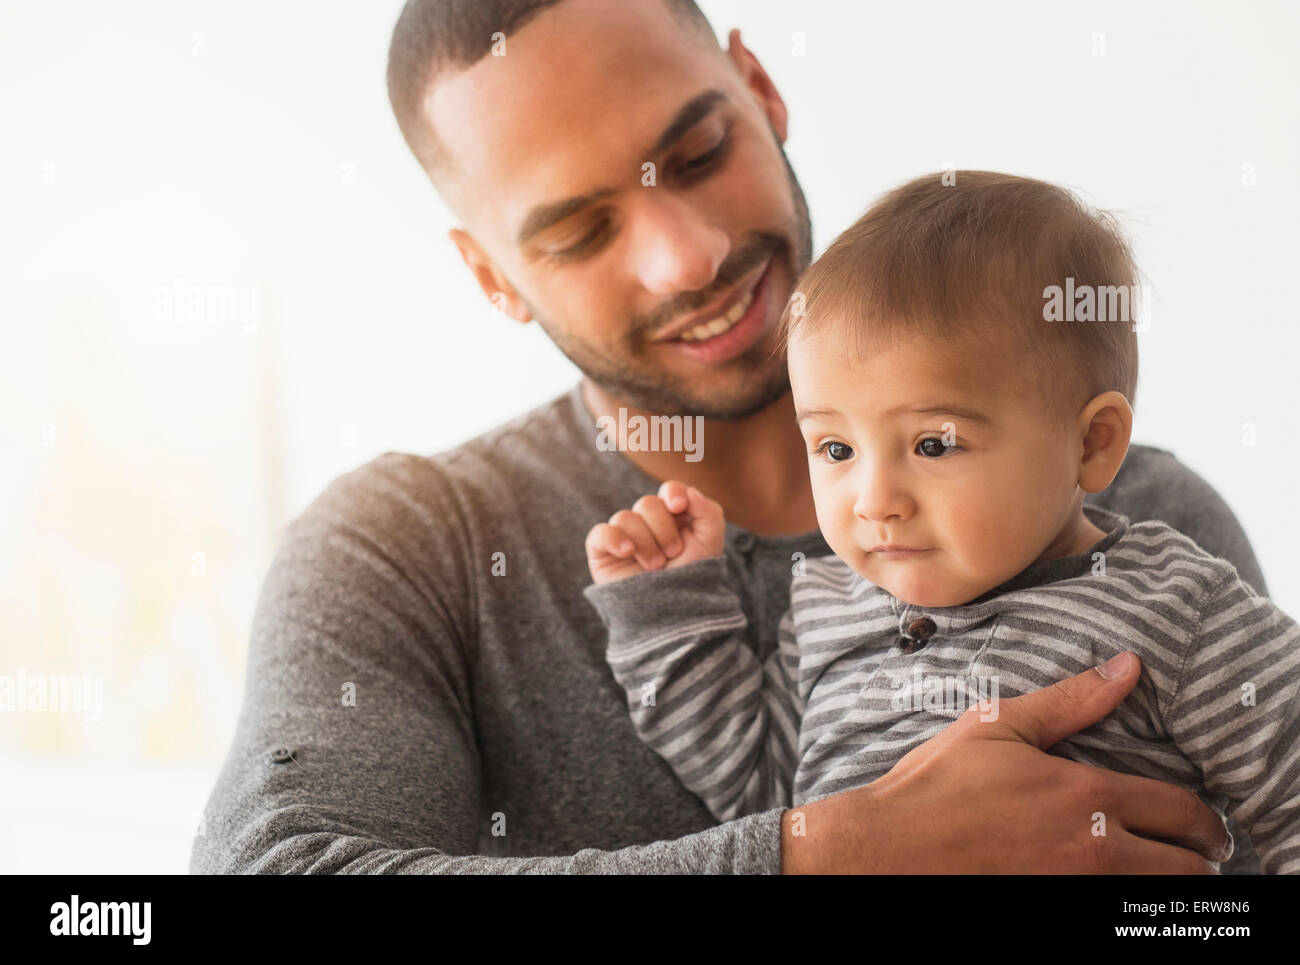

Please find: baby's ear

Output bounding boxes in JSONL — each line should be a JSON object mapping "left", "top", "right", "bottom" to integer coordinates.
{"left": 1077, "top": 392, "right": 1133, "bottom": 493}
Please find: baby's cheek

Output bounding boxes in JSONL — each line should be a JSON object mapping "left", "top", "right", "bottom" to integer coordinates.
{"left": 815, "top": 493, "right": 858, "bottom": 554}
{"left": 941, "top": 505, "right": 1001, "bottom": 561}
{"left": 940, "top": 524, "right": 1015, "bottom": 597}
{"left": 819, "top": 518, "right": 856, "bottom": 565}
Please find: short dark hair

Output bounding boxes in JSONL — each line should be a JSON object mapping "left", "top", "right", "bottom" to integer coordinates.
{"left": 778, "top": 171, "right": 1141, "bottom": 418}
{"left": 387, "top": 0, "right": 717, "bottom": 187}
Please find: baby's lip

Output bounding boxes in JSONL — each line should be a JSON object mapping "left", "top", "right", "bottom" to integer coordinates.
{"left": 868, "top": 544, "right": 930, "bottom": 552}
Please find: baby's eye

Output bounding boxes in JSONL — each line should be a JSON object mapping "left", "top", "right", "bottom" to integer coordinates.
{"left": 823, "top": 441, "right": 854, "bottom": 462}
{"left": 916, "top": 437, "right": 958, "bottom": 459}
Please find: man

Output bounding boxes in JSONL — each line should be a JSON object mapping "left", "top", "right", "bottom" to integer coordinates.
{"left": 193, "top": 0, "right": 1264, "bottom": 873}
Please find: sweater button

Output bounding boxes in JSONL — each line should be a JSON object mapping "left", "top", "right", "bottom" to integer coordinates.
{"left": 907, "top": 617, "right": 937, "bottom": 641}
{"left": 898, "top": 616, "right": 937, "bottom": 653}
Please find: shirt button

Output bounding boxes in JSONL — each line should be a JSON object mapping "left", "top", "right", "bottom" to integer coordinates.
{"left": 734, "top": 533, "right": 756, "bottom": 553}
{"left": 898, "top": 616, "right": 937, "bottom": 653}
{"left": 270, "top": 747, "right": 295, "bottom": 764}
{"left": 907, "top": 617, "right": 937, "bottom": 641}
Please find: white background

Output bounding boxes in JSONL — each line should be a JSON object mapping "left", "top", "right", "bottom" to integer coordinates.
{"left": 1, "top": 0, "right": 1296, "bottom": 872}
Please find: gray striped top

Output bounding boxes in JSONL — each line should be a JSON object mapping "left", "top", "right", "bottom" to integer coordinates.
{"left": 584, "top": 505, "right": 1300, "bottom": 874}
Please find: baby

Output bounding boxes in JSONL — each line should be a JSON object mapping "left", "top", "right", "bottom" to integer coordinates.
{"left": 583, "top": 171, "right": 1300, "bottom": 873}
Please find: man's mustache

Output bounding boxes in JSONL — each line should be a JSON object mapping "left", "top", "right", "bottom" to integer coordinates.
{"left": 633, "top": 235, "right": 786, "bottom": 339}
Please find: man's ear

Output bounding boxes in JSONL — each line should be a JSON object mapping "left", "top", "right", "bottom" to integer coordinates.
{"left": 448, "top": 227, "right": 532, "bottom": 324}
{"left": 725, "top": 29, "right": 788, "bottom": 143}
{"left": 1076, "top": 391, "right": 1134, "bottom": 493}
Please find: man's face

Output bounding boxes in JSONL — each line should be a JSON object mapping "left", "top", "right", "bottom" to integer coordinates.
{"left": 428, "top": 0, "right": 812, "bottom": 418}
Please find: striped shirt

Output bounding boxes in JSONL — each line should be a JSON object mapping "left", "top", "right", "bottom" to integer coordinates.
{"left": 584, "top": 505, "right": 1300, "bottom": 874}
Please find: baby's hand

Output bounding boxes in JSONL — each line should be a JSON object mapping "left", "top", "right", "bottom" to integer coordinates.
{"left": 586, "top": 481, "right": 726, "bottom": 585}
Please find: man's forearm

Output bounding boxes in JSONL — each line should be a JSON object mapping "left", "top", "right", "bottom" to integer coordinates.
{"left": 193, "top": 804, "right": 787, "bottom": 874}
{"left": 781, "top": 793, "right": 867, "bottom": 874}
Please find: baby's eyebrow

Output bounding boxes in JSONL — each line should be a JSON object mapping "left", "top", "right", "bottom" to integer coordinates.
{"left": 888, "top": 403, "right": 995, "bottom": 427}
{"left": 795, "top": 406, "right": 839, "bottom": 423}
{"left": 796, "top": 403, "right": 996, "bottom": 428}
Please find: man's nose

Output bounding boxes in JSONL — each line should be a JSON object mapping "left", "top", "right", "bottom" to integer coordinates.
{"left": 628, "top": 192, "right": 730, "bottom": 296}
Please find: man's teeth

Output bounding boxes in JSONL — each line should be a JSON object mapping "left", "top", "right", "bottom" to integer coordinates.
{"left": 678, "top": 287, "right": 755, "bottom": 342}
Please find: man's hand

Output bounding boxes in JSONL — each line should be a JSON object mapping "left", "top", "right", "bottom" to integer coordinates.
{"left": 586, "top": 481, "right": 726, "bottom": 584}
{"left": 781, "top": 652, "right": 1232, "bottom": 873}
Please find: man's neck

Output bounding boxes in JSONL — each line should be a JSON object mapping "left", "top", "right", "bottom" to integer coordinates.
{"left": 582, "top": 379, "right": 819, "bottom": 536}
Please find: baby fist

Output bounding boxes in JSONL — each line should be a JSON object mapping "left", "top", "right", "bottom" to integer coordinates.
{"left": 585, "top": 481, "right": 726, "bottom": 584}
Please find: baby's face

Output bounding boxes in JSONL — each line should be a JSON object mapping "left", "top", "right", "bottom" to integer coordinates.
{"left": 790, "top": 325, "right": 1086, "bottom": 607}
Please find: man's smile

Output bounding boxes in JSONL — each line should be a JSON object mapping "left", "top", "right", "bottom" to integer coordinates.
{"left": 655, "top": 254, "right": 777, "bottom": 365}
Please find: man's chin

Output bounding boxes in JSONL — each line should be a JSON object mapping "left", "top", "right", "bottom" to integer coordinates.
{"left": 603, "top": 365, "right": 789, "bottom": 421}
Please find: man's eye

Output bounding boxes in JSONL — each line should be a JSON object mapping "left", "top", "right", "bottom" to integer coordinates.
{"left": 818, "top": 441, "right": 853, "bottom": 462}
{"left": 917, "top": 437, "right": 959, "bottom": 458}
{"left": 678, "top": 132, "right": 731, "bottom": 177}
{"left": 548, "top": 222, "right": 609, "bottom": 261}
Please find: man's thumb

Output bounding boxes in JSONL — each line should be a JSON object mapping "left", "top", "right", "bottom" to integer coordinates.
{"left": 996, "top": 651, "right": 1142, "bottom": 749}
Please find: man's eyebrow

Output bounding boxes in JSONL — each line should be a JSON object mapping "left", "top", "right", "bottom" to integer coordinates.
{"left": 649, "top": 88, "right": 729, "bottom": 156}
{"left": 514, "top": 89, "right": 730, "bottom": 248}
{"left": 515, "top": 187, "right": 617, "bottom": 247}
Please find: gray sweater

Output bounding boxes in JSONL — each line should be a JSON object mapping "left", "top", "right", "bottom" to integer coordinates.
{"left": 191, "top": 383, "right": 1268, "bottom": 873}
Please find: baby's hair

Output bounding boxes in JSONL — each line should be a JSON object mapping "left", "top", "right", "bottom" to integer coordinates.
{"left": 777, "top": 171, "right": 1141, "bottom": 419}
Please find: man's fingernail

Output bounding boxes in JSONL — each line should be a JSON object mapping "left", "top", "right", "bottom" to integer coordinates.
{"left": 1096, "top": 652, "right": 1132, "bottom": 680}
{"left": 1214, "top": 828, "right": 1235, "bottom": 863}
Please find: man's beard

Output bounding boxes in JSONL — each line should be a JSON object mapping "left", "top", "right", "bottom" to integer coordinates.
{"left": 525, "top": 140, "right": 813, "bottom": 421}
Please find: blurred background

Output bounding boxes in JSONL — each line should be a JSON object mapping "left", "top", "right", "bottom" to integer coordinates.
{"left": 1, "top": 0, "right": 1297, "bottom": 872}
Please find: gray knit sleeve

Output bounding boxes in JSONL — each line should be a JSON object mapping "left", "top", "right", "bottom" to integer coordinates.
{"left": 191, "top": 459, "right": 784, "bottom": 875}
{"left": 584, "top": 557, "right": 803, "bottom": 823}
